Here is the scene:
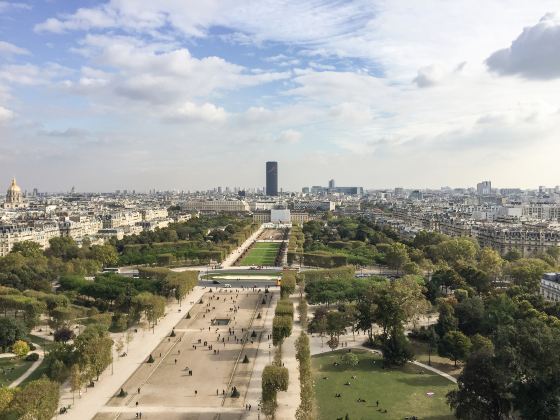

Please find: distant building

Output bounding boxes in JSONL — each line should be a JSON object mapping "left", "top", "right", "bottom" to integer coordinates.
{"left": 477, "top": 180, "right": 492, "bottom": 195}
{"left": 541, "top": 273, "right": 560, "bottom": 302}
{"left": 2, "top": 178, "right": 27, "bottom": 209}
{"left": 409, "top": 190, "right": 423, "bottom": 200}
{"left": 328, "top": 179, "right": 335, "bottom": 189}
{"left": 183, "top": 200, "right": 250, "bottom": 213}
{"left": 266, "top": 161, "right": 278, "bottom": 196}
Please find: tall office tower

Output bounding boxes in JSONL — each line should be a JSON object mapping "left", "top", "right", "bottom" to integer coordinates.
{"left": 266, "top": 161, "right": 278, "bottom": 196}
{"left": 328, "top": 179, "right": 335, "bottom": 189}
{"left": 476, "top": 180, "right": 492, "bottom": 195}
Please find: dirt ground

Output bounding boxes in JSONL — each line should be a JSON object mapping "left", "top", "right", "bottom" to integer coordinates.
{"left": 96, "top": 288, "right": 274, "bottom": 419}
{"left": 256, "top": 229, "right": 286, "bottom": 241}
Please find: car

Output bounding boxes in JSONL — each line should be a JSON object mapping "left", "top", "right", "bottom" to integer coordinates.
{"left": 224, "top": 284, "right": 232, "bottom": 288}
{"left": 212, "top": 280, "right": 221, "bottom": 284}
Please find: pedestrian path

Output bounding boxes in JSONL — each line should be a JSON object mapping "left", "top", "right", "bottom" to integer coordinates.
{"left": 58, "top": 287, "right": 206, "bottom": 420}
{"left": 412, "top": 360, "right": 457, "bottom": 383}
{"left": 8, "top": 343, "right": 44, "bottom": 388}
{"left": 243, "top": 291, "right": 278, "bottom": 419}
{"left": 275, "top": 294, "right": 301, "bottom": 420}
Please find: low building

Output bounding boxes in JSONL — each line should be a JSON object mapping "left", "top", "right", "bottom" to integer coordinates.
{"left": 541, "top": 273, "right": 560, "bottom": 302}
{"left": 184, "top": 200, "right": 250, "bottom": 213}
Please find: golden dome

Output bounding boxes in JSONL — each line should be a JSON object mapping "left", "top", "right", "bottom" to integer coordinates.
{"left": 8, "top": 178, "right": 21, "bottom": 193}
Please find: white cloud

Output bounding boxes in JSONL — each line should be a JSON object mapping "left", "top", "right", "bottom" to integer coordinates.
{"left": 486, "top": 13, "right": 560, "bottom": 79}
{"left": 0, "top": 41, "right": 29, "bottom": 56}
{"left": 413, "top": 65, "right": 444, "bottom": 88}
{"left": 167, "top": 102, "right": 228, "bottom": 123}
{"left": 275, "top": 129, "right": 302, "bottom": 144}
{"left": 0, "top": 2, "right": 30, "bottom": 13}
{"left": 0, "top": 106, "right": 13, "bottom": 122}
{"left": 64, "top": 35, "right": 288, "bottom": 107}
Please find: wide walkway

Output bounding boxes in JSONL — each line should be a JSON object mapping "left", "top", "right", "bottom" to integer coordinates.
{"left": 275, "top": 294, "right": 302, "bottom": 420}
{"left": 59, "top": 287, "right": 206, "bottom": 420}
{"left": 243, "top": 290, "right": 278, "bottom": 419}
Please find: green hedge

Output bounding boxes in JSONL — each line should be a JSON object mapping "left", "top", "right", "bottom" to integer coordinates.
{"left": 302, "top": 252, "right": 348, "bottom": 268}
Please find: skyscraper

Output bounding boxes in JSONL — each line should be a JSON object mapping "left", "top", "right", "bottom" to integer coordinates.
{"left": 266, "top": 161, "right": 278, "bottom": 196}
{"left": 477, "top": 180, "right": 492, "bottom": 195}
{"left": 328, "top": 179, "right": 335, "bottom": 189}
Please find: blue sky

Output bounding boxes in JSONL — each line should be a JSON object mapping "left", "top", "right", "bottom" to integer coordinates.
{"left": 1, "top": 1, "right": 560, "bottom": 192}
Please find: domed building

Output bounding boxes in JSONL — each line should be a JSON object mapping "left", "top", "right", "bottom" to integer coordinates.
{"left": 2, "top": 178, "right": 27, "bottom": 209}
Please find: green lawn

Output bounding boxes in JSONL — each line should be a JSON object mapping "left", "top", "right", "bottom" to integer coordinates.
{"left": 0, "top": 357, "right": 33, "bottom": 387}
{"left": 313, "top": 350, "right": 455, "bottom": 420}
{"left": 238, "top": 242, "right": 281, "bottom": 266}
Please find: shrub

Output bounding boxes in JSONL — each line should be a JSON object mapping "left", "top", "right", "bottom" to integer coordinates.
{"left": 12, "top": 340, "right": 30, "bottom": 358}
{"left": 147, "top": 354, "right": 155, "bottom": 363}
{"left": 25, "top": 352, "right": 39, "bottom": 362}
{"left": 272, "top": 315, "right": 293, "bottom": 346}
{"left": 54, "top": 327, "right": 75, "bottom": 343}
{"left": 341, "top": 352, "right": 359, "bottom": 367}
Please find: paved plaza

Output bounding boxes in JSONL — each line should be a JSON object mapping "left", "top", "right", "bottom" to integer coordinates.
{"left": 95, "top": 288, "right": 274, "bottom": 420}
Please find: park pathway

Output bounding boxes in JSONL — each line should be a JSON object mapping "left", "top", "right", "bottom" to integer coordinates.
{"left": 275, "top": 294, "right": 302, "bottom": 420}
{"left": 222, "top": 224, "right": 265, "bottom": 268}
{"left": 58, "top": 286, "right": 206, "bottom": 420}
{"left": 8, "top": 343, "right": 44, "bottom": 388}
{"left": 242, "top": 290, "right": 278, "bottom": 419}
{"left": 412, "top": 360, "right": 457, "bottom": 383}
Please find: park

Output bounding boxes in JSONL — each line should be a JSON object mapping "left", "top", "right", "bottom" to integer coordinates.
{"left": 312, "top": 349, "right": 455, "bottom": 420}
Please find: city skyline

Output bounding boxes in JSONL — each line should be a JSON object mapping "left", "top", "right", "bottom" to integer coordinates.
{"left": 1, "top": 1, "right": 560, "bottom": 190}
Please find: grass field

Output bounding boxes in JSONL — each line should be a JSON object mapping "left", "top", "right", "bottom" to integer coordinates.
{"left": 0, "top": 357, "right": 33, "bottom": 387}
{"left": 313, "top": 350, "right": 455, "bottom": 420}
{"left": 238, "top": 242, "right": 281, "bottom": 266}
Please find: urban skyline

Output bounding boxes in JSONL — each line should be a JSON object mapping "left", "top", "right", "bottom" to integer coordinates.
{"left": 1, "top": 2, "right": 560, "bottom": 190}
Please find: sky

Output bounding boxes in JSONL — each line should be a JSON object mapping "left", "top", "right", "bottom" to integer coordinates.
{"left": 1, "top": 1, "right": 560, "bottom": 192}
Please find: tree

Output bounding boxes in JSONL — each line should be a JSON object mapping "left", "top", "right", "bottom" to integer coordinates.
{"left": 272, "top": 315, "right": 293, "bottom": 346}
{"left": 0, "top": 387, "right": 14, "bottom": 412}
{"left": 436, "top": 238, "right": 479, "bottom": 267}
{"left": 54, "top": 326, "right": 75, "bottom": 343}
{"left": 384, "top": 243, "right": 410, "bottom": 273}
{"left": 70, "top": 364, "right": 82, "bottom": 403}
{"left": 326, "top": 311, "right": 347, "bottom": 343}
{"left": 0, "top": 317, "right": 26, "bottom": 352}
{"left": 74, "top": 325, "right": 113, "bottom": 380}
{"left": 46, "top": 236, "right": 80, "bottom": 260}
{"left": 448, "top": 350, "right": 512, "bottom": 420}
{"left": 478, "top": 248, "right": 503, "bottom": 280}
{"left": 89, "top": 244, "right": 118, "bottom": 267}
{"left": 426, "top": 325, "right": 439, "bottom": 366}
{"left": 262, "top": 364, "right": 289, "bottom": 416}
{"left": 381, "top": 329, "right": 413, "bottom": 366}
{"left": 341, "top": 352, "right": 359, "bottom": 368}
{"left": 11, "top": 241, "right": 43, "bottom": 258}
{"left": 506, "top": 258, "right": 550, "bottom": 293}
{"left": 455, "top": 296, "right": 485, "bottom": 336}
{"left": 12, "top": 339, "right": 30, "bottom": 357}
{"left": 470, "top": 334, "right": 494, "bottom": 355}
{"left": 435, "top": 301, "right": 458, "bottom": 338}
{"left": 439, "top": 331, "right": 471, "bottom": 367}
{"left": 8, "top": 378, "right": 60, "bottom": 420}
